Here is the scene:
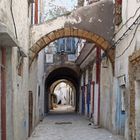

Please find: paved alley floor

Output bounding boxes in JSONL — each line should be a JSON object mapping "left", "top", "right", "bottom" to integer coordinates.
{"left": 50, "top": 105, "right": 75, "bottom": 113}
{"left": 28, "top": 113, "right": 125, "bottom": 140}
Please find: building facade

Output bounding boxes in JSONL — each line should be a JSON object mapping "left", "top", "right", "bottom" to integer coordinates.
{"left": 0, "top": 0, "right": 140, "bottom": 140}
{"left": 0, "top": 0, "right": 33, "bottom": 140}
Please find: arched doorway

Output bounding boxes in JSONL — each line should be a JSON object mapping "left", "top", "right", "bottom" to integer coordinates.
{"left": 44, "top": 67, "right": 79, "bottom": 114}
{"left": 49, "top": 80, "right": 76, "bottom": 113}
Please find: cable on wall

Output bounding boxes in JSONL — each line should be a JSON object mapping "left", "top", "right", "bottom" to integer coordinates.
{"left": 10, "top": 0, "right": 18, "bottom": 39}
{"left": 112, "top": 15, "right": 140, "bottom": 48}
{"left": 115, "top": 23, "right": 140, "bottom": 58}
{"left": 113, "top": 6, "right": 140, "bottom": 37}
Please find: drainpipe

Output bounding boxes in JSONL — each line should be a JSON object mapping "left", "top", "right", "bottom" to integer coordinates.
{"left": 1, "top": 48, "right": 6, "bottom": 140}
{"left": 84, "top": 84, "right": 88, "bottom": 116}
{"left": 35, "top": 0, "right": 38, "bottom": 24}
{"left": 91, "top": 81, "right": 95, "bottom": 114}
{"left": 96, "top": 47, "right": 101, "bottom": 125}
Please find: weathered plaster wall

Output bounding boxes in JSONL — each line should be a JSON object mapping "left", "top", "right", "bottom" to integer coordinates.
{"left": 37, "top": 50, "right": 45, "bottom": 120}
{"left": 0, "top": 0, "right": 30, "bottom": 50}
{"left": 91, "top": 64, "right": 99, "bottom": 125}
{"left": 114, "top": 1, "right": 140, "bottom": 139}
{"left": 6, "top": 48, "right": 13, "bottom": 140}
{"left": 30, "top": 0, "right": 114, "bottom": 47}
{"left": 0, "top": 1, "right": 30, "bottom": 139}
{"left": 11, "top": 48, "right": 29, "bottom": 140}
{"left": 29, "top": 59, "right": 38, "bottom": 129}
{"left": 115, "top": 2, "right": 140, "bottom": 82}
{"left": 100, "top": 59, "right": 113, "bottom": 131}
{"left": 128, "top": 50, "right": 140, "bottom": 140}
{"left": 0, "top": 0, "right": 15, "bottom": 35}
{"left": 78, "top": 44, "right": 114, "bottom": 131}
{"left": 134, "top": 80, "right": 140, "bottom": 140}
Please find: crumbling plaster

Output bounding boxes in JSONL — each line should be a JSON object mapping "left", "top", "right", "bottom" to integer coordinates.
{"left": 29, "top": 0, "right": 114, "bottom": 65}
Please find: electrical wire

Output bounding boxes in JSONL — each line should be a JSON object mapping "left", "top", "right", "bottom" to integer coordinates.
{"left": 10, "top": 0, "right": 18, "bottom": 39}
{"left": 112, "top": 15, "right": 140, "bottom": 48}
{"left": 10, "top": 0, "right": 25, "bottom": 58}
{"left": 115, "top": 23, "right": 140, "bottom": 59}
{"left": 113, "top": 6, "right": 140, "bottom": 37}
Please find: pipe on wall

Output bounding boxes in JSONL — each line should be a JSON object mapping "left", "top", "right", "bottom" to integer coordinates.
{"left": 35, "top": 0, "right": 38, "bottom": 24}
{"left": 91, "top": 81, "right": 95, "bottom": 114}
{"left": 1, "top": 47, "right": 7, "bottom": 140}
{"left": 96, "top": 47, "right": 101, "bottom": 125}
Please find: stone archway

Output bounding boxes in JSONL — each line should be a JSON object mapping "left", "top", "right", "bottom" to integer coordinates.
{"left": 29, "top": 0, "right": 115, "bottom": 66}
{"left": 44, "top": 67, "right": 79, "bottom": 114}
{"left": 29, "top": 27, "right": 115, "bottom": 66}
{"left": 50, "top": 79, "right": 77, "bottom": 112}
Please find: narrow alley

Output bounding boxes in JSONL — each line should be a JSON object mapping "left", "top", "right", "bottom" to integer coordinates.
{"left": 0, "top": 0, "right": 140, "bottom": 140}
{"left": 28, "top": 113, "right": 124, "bottom": 140}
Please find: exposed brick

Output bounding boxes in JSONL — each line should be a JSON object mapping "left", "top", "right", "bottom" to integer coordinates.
{"left": 86, "top": 32, "right": 94, "bottom": 41}
{"left": 82, "top": 31, "right": 89, "bottom": 39}
{"left": 73, "top": 28, "right": 78, "bottom": 37}
{"left": 70, "top": 28, "right": 74, "bottom": 36}
{"left": 29, "top": 27, "right": 115, "bottom": 67}
{"left": 29, "top": 50, "right": 35, "bottom": 57}
{"left": 91, "top": 34, "right": 100, "bottom": 42}
{"left": 54, "top": 30, "right": 61, "bottom": 39}
{"left": 130, "top": 49, "right": 140, "bottom": 62}
{"left": 42, "top": 36, "right": 51, "bottom": 45}
{"left": 29, "top": 51, "right": 36, "bottom": 66}
{"left": 64, "top": 28, "right": 71, "bottom": 36}
{"left": 96, "top": 37, "right": 105, "bottom": 46}
{"left": 47, "top": 32, "right": 56, "bottom": 41}
{"left": 36, "top": 38, "right": 46, "bottom": 47}
{"left": 102, "top": 41, "right": 110, "bottom": 50}
{"left": 108, "top": 48, "right": 115, "bottom": 63}
{"left": 128, "top": 50, "right": 140, "bottom": 140}
{"left": 57, "top": 29, "right": 64, "bottom": 38}
{"left": 77, "top": 29, "right": 85, "bottom": 38}
{"left": 30, "top": 43, "right": 40, "bottom": 54}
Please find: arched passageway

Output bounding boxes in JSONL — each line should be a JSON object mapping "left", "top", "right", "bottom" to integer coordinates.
{"left": 29, "top": 0, "right": 115, "bottom": 68}
{"left": 28, "top": 1, "right": 119, "bottom": 139}
{"left": 44, "top": 67, "right": 80, "bottom": 114}
{"left": 49, "top": 80, "right": 76, "bottom": 113}
{"left": 29, "top": 28, "right": 115, "bottom": 68}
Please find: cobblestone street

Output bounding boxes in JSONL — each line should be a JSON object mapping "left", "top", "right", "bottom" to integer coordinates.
{"left": 28, "top": 113, "right": 125, "bottom": 140}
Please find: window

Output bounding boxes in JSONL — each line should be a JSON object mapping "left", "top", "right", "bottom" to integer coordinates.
{"left": 56, "top": 38, "right": 76, "bottom": 54}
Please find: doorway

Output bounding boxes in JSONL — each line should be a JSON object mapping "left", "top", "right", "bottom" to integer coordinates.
{"left": 50, "top": 81, "right": 76, "bottom": 113}
{"left": 28, "top": 91, "right": 33, "bottom": 136}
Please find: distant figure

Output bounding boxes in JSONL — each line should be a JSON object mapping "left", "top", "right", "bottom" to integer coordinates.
{"left": 58, "top": 100, "right": 61, "bottom": 105}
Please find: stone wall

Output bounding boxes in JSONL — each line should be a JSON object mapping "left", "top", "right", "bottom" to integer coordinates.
{"left": 128, "top": 50, "right": 140, "bottom": 140}
{"left": 114, "top": 0, "right": 140, "bottom": 139}
{"left": 78, "top": 0, "right": 85, "bottom": 6}
{"left": 0, "top": 0, "right": 30, "bottom": 140}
